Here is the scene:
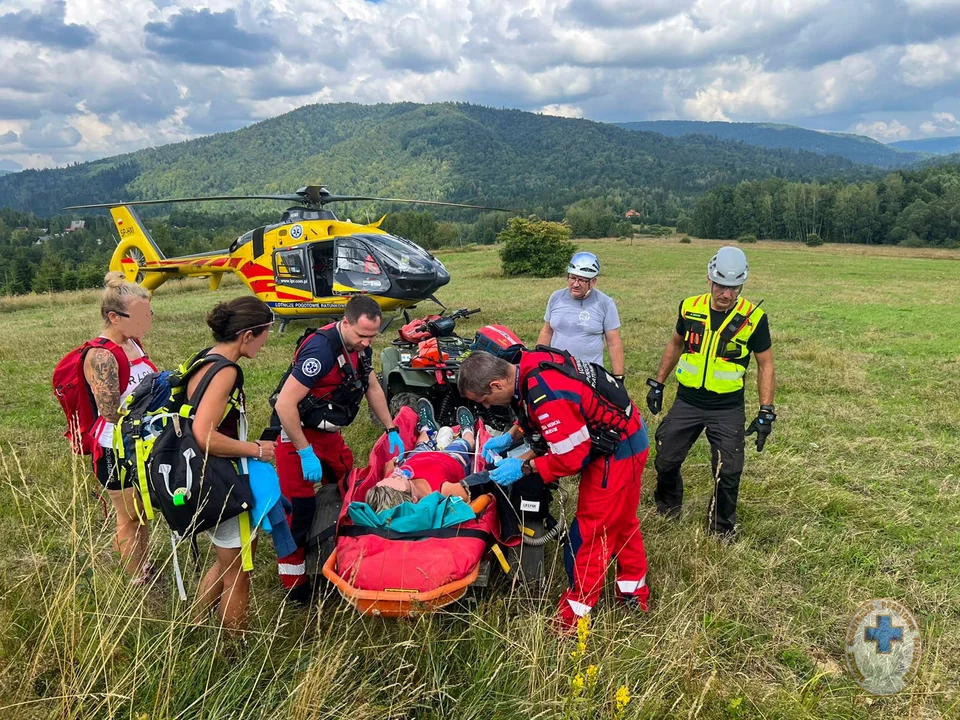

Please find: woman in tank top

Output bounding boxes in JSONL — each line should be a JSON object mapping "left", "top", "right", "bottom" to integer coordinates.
{"left": 188, "top": 296, "right": 276, "bottom": 632}
{"left": 83, "top": 271, "right": 156, "bottom": 584}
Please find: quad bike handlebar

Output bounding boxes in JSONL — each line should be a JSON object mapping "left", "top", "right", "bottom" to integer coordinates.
{"left": 396, "top": 307, "right": 482, "bottom": 344}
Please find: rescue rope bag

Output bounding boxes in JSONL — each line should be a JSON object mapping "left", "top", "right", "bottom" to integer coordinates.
{"left": 531, "top": 346, "right": 634, "bottom": 456}
{"left": 52, "top": 337, "right": 134, "bottom": 455}
{"left": 471, "top": 325, "right": 525, "bottom": 362}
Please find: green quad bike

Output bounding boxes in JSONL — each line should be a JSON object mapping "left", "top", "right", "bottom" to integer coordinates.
{"left": 378, "top": 307, "right": 515, "bottom": 431}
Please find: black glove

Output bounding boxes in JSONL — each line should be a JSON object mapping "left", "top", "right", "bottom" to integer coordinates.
{"left": 645, "top": 378, "right": 665, "bottom": 415}
{"left": 745, "top": 406, "right": 776, "bottom": 451}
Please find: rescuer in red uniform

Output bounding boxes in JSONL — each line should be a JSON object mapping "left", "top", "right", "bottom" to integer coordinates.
{"left": 272, "top": 295, "right": 402, "bottom": 599}
{"left": 459, "top": 348, "right": 650, "bottom": 631}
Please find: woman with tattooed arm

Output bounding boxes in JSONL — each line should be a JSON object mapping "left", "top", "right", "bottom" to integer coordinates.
{"left": 83, "top": 271, "right": 157, "bottom": 584}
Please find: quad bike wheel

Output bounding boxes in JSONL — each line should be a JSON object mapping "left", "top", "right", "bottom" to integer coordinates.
{"left": 388, "top": 392, "right": 423, "bottom": 418}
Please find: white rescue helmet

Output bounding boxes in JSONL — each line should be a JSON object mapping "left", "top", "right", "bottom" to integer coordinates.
{"left": 568, "top": 251, "right": 600, "bottom": 279}
{"left": 707, "top": 246, "right": 749, "bottom": 287}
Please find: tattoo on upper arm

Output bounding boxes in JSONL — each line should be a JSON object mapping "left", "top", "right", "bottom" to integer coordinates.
{"left": 87, "top": 349, "right": 122, "bottom": 422}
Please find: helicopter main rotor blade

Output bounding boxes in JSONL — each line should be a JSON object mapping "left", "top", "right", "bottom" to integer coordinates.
{"left": 64, "top": 194, "right": 303, "bottom": 210}
{"left": 323, "top": 195, "right": 519, "bottom": 213}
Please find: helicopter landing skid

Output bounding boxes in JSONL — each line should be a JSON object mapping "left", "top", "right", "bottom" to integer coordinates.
{"left": 275, "top": 311, "right": 406, "bottom": 335}
{"left": 275, "top": 314, "right": 344, "bottom": 334}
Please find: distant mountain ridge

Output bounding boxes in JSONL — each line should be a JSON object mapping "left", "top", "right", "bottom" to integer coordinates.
{"left": 0, "top": 102, "right": 879, "bottom": 217}
{"left": 616, "top": 120, "right": 923, "bottom": 168}
{"left": 889, "top": 136, "right": 960, "bottom": 155}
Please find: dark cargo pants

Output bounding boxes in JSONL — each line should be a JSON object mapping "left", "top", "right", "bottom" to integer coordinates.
{"left": 653, "top": 398, "right": 745, "bottom": 535}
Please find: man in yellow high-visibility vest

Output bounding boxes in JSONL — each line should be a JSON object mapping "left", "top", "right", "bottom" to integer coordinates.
{"left": 645, "top": 246, "right": 776, "bottom": 539}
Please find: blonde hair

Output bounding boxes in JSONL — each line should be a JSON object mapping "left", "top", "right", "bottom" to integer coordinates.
{"left": 366, "top": 485, "right": 412, "bottom": 513}
{"left": 101, "top": 271, "right": 150, "bottom": 327}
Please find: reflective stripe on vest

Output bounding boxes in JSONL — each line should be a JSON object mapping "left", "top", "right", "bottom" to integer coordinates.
{"left": 675, "top": 294, "right": 765, "bottom": 394}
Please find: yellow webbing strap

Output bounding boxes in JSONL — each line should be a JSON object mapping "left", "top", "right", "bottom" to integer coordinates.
{"left": 492, "top": 544, "right": 511, "bottom": 574}
{"left": 238, "top": 511, "right": 254, "bottom": 571}
{"left": 135, "top": 438, "right": 155, "bottom": 521}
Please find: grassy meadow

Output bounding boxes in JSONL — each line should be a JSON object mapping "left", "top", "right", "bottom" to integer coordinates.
{"left": 0, "top": 236, "right": 958, "bottom": 718}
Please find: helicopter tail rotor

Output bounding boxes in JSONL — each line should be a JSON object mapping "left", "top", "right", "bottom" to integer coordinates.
{"left": 107, "top": 206, "right": 167, "bottom": 290}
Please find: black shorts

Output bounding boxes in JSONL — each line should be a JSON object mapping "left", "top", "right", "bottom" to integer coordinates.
{"left": 94, "top": 448, "right": 130, "bottom": 491}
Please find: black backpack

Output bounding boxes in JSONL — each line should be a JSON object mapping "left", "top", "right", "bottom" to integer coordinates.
{"left": 146, "top": 355, "right": 252, "bottom": 538}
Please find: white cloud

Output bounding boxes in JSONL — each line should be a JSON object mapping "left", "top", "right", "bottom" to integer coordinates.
{"left": 854, "top": 120, "right": 913, "bottom": 140}
{"left": 2, "top": 0, "right": 960, "bottom": 168}
{"left": 538, "top": 103, "right": 584, "bottom": 118}
{"left": 918, "top": 110, "right": 960, "bottom": 136}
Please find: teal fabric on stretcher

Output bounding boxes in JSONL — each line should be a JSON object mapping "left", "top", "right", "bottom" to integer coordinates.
{"left": 348, "top": 491, "right": 476, "bottom": 533}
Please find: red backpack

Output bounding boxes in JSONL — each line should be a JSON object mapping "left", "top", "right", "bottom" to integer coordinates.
{"left": 52, "top": 337, "right": 132, "bottom": 455}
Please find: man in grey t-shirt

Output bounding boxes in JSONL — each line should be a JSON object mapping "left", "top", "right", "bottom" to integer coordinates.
{"left": 536, "top": 251, "right": 625, "bottom": 377}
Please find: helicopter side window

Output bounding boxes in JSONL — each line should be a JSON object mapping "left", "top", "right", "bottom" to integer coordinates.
{"left": 273, "top": 247, "right": 311, "bottom": 290}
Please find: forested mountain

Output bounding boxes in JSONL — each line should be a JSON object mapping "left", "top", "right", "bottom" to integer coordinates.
{"left": 0, "top": 102, "right": 876, "bottom": 218}
{"left": 889, "top": 136, "right": 960, "bottom": 155}
{"left": 617, "top": 120, "right": 922, "bottom": 169}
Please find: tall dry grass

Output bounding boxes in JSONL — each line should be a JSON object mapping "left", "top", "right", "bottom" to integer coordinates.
{"left": 1, "top": 239, "right": 957, "bottom": 718}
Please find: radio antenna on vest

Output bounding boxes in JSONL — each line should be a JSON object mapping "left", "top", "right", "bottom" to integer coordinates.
{"left": 732, "top": 298, "right": 764, "bottom": 336}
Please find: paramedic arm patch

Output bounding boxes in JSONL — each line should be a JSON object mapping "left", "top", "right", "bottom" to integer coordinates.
{"left": 291, "top": 334, "right": 337, "bottom": 387}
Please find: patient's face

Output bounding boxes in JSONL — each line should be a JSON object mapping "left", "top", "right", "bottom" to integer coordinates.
{"left": 377, "top": 474, "right": 410, "bottom": 493}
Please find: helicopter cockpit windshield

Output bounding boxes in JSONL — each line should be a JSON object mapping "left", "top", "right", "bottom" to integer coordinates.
{"left": 332, "top": 233, "right": 449, "bottom": 298}
{"left": 334, "top": 237, "right": 390, "bottom": 292}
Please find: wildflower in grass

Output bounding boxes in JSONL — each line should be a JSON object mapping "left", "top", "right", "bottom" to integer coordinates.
{"left": 571, "top": 672, "right": 585, "bottom": 697}
{"left": 613, "top": 685, "right": 631, "bottom": 719}
{"left": 570, "top": 615, "right": 591, "bottom": 661}
{"left": 586, "top": 664, "right": 599, "bottom": 690}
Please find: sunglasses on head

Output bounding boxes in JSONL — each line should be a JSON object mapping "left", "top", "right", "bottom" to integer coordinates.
{"left": 235, "top": 320, "right": 274, "bottom": 337}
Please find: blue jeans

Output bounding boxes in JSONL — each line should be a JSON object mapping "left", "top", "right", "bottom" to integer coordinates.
{"left": 409, "top": 439, "right": 472, "bottom": 471}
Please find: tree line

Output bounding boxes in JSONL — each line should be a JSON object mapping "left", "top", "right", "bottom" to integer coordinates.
{"left": 685, "top": 163, "right": 960, "bottom": 247}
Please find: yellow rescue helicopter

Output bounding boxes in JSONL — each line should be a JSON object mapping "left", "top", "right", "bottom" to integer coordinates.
{"left": 66, "top": 185, "right": 512, "bottom": 330}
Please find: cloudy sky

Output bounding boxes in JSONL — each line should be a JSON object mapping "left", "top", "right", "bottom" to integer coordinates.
{"left": 2, "top": 0, "right": 960, "bottom": 170}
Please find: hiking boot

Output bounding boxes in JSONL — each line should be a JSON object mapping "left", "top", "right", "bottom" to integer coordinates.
{"left": 286, "top": 582, "right": 315, "bottom": 607}
{"left": 709, "top": 525, "right": 738, "bottom": 544}
{"left": 655, "top": 501, "right": 682, "bottom": 519}
{"left": 416, "top": 397, "right": 438, "bottom": 435}
{"left": 456, "top": 406, "right": 475, "bottom": 436}
{"left": 619, "top": 582, "right": 651, "bottom": 613}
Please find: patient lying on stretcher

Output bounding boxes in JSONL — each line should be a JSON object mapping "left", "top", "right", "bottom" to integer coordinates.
{"left": 366, "top": 404, "right": 476, "bottom": 513}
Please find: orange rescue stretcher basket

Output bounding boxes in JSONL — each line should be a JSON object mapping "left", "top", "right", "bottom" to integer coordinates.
{"left": 321, "top": 407, "right": 511, "bottom": 618}
{"left": 322, "top": 495, "right": 492, "bottom": 617}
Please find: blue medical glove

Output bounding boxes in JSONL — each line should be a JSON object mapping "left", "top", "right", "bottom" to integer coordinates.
{"left": 297, "top": 445, "right": 324, "bottom": 482}
{"left": 490, "top": 457, "right": 523, "bottom": 486}
{"left": 481, "top": 433, "right": 514, "bottom": 464}
{"left": 387, "top": 429, "right": 405, "bottom": 459}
